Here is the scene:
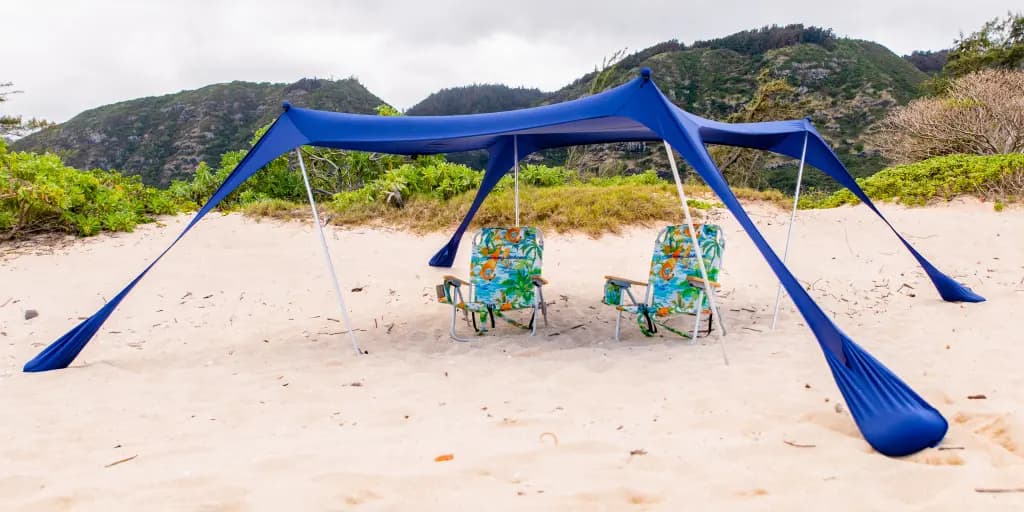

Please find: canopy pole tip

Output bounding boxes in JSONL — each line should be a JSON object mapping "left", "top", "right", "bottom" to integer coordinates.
{"left": 640, "top": 67, "right": 651, "bottom": 80}
{"left": 282, "top": 101, "right": 292, "bottom": 111}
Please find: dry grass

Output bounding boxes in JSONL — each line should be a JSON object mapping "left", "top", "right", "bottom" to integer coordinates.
{"left": 242, "top": 183, "right": 787, "bottom": 235}
{"left": 241, "top": 198, "right": 310, "bottom": 221}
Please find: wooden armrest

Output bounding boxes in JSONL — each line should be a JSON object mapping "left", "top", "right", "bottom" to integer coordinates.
{"left": 443, "top": 274, "right": 470, "bottom": 286}
{"left": 604, "top": 275, "right": 647, "bottom": 287}
{"left": 686, "top": 275, "right": 721, "bottom": 289}
{"left": 532, "top": 275, "right": 549, "bottom": 285}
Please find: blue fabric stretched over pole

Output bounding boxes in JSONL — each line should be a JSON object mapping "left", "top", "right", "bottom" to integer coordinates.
{"left": 26, "top": 69, "right": 977, "bottom": 457}
{"left": 23, "top": 113, "right": 310, "bottom": 371}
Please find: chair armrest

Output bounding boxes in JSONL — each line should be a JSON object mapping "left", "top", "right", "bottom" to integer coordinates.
{"left": 532, "top": 275, "right": 549, "bottom": 285}
{"left": 686, "top": 275, "right": 721, "bottom": 289}
{"left": 604, "top": 275, "right": 647, "bottom": 287}
{"left": 443, "top": 274, "right": 470, "bottom": 286}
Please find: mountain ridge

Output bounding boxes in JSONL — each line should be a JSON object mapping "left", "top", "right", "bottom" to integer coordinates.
{"left": 15, "top": 24, "right": 929, "bottom": 187}
{"left": 14, "top": 78, "right": 385, "bottom": 186}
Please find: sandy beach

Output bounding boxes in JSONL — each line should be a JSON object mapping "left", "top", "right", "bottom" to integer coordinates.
{"left": 2, "top": 200, "right": 1022, "bottom": 511}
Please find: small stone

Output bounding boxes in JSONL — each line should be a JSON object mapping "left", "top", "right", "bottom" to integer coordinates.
{"left": 24, "top": 310, "right": 38, "bottom": 320}
{"left": 834, "top": 403, "right": 845, "bottom": 414}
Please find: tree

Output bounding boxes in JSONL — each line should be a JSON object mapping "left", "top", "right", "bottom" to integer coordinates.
{"left": 299, "top": 104, "right": 406, "bottom": 196}
{"left": 709, "top": 69, "right": 819, "bottom": 188}
{"left": 870, "top": 69, "right": 1024, "bottom": 162}
{"left": 0, "top": 82, "right": 53, "bottom": 138}
{"left": 927, "top": 12, "right": 1024, "bottom": 92}
{"left": 905, "top": 50, "right": 949, "bottom": 75}
{"left": 565, "top": 49, "right": 627, "bottom": 172}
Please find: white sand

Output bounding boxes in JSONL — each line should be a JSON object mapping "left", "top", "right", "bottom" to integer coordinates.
{"left": 2, "top": 200, "right": 1022, "bottom": 510}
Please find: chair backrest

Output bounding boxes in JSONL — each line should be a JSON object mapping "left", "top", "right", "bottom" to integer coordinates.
{"left": 646, "top": 224, "right": 725, "bottom": 316}
{"left": 469, "top": 227, "right": 543, "bottom": 309}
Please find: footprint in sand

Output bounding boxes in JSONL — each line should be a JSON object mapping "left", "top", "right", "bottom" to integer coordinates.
{"left": 344, "top": 489, "right": 382, "bottom": 505}
{"left": 736, "top": 488, "right": 769, "bottom": 497}
{"left": 909, "top": 451, "right": 966, "bottom": 466}
{"left": 574, "top": 488, "right": 662, "bottom": 507}
{"left": 800, "top": 410, "right": 861, "bottom": 440}
{"left": 949, "top": 412, "right": 1023, "bottom": 464}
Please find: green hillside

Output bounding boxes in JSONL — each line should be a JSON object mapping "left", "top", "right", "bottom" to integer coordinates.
{"left": 13, "top": 25, "right": 929, "bottom": 191}
{"left": 545, "top": 27, "right": 927, "bottom": 184}
{"left": 407, "top": 84, "right": 549, "bottom": 115}
{"left": 13, "top": 78, "right": 385, "bottom": 186}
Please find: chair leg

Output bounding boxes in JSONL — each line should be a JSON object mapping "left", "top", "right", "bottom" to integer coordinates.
{"left": 530, "top": 306, "right": 538, "bottom": 336}
{"left": 538, "top": 288, "right": 549, "bottom": 327}
{"left": 691, "top": 290, "right": 704, "bottom": 343}
{"left": 450, "top": 303, "right": 457, "bottom": 338}
{"left": 449, "top": 304, "right": 476, "bottom": 343}
{"left": 713, "top": 310, "right": 726, "bottom": 337}
{"left": 614, "top": 310, "right": 622, "bottom": 342}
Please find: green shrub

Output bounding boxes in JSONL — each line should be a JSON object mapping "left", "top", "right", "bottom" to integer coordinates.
{"left": 803, "top": 154, "right": 1024, "bottom": 208}
{"left": 0, "top": 144, "right": 185, "bottom": 239}
{"left": 588, "top": 170, "right": 664, "bottom": 186}
{"left": 168, "top": 149, "right": 304, "bottom": 209}
{"left": 518, "top": 164, "right": 577, "bottom": 187}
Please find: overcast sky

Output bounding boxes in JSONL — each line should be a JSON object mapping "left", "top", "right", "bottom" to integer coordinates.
{"left": 2, "top": 0, "right": 1012, "bottom": 123}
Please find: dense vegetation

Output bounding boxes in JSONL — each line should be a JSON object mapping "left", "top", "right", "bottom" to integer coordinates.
{"left": 5, "top": 135, "right": 1021, "bottom": 242}
{"left": 804, "top": 154, "right": 1024, "bottom": 209}
{"left": 407, "top": 85, "right": 549, "bottom": 116}
{"left": 870, "top": 69, "right": 1024, "bottom": 162}
{"left": 545, "top": 25, "right": 927, "bottom": 183}
{"left": 0, "top": 141, "right": 183, "bottom": 239}
{"left": 691, "top": 24, "right": 836, "bottom": 54}
{"left": 922, "top": 12, "right": 1024, "bottom": 93}
{"left": 904, "top": 50, "right": 948, "bottom": 74}
{"left": 944, "top": 13, "right": 1024, "bottom": 80}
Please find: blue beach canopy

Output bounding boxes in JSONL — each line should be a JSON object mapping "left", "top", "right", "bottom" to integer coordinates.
{"left": 26, "top": 68, "right": 983, "bottom": 456}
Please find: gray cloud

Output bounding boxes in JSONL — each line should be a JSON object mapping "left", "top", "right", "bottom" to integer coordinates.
{"left": 2, "top": 0, "right": 1010, "bottom": 122}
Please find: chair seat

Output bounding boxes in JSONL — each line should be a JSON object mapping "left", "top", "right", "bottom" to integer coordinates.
{"left": 455, "top": 301, "right": 533, "bottom": 313}
{"left": 616, "top": 303, "right": 710, "bottom": 317}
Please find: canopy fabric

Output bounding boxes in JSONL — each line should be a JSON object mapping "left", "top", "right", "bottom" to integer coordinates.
{"left": 25, "top": 68, "right": 982, "bottom": 457}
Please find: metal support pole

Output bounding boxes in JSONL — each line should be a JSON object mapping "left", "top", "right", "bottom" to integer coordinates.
{"left": 770, "top": 132, "right": 809, "bottom": 331}
{"left": 662, "top": 141, "right": 729, "bottom": 365}
{"left": 513, "top": 135, "right": 520, "bottom": 227}
{"left": 295, "top": 149, "right": 362, "bottom": 355}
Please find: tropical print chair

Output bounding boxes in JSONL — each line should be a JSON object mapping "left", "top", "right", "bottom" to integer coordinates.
{"left": 436, "top": 227, "right": 548, "bottom": 341}
{"left": 602, "top": 224, "right": 725, "bottom": 341}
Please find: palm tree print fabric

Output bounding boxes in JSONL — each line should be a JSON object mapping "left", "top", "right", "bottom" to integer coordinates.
{"left": 610, "top": 224, "right": 724, "bottom": 317}
{"left": 460, "top": 227, "right": 543, "bottom": 312}
{"left": 603, "top": 281, "right": 623, "bottom": 306}
{"left": 646, "top": 224, "right": 723, "bottom": 316}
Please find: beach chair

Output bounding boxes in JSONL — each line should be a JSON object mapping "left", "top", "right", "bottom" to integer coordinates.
{"left": 602, "top": 224, "right": 725, "bottom": 341}
{"left": 436, "top": 227, "right": 548, "bottom": 342}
